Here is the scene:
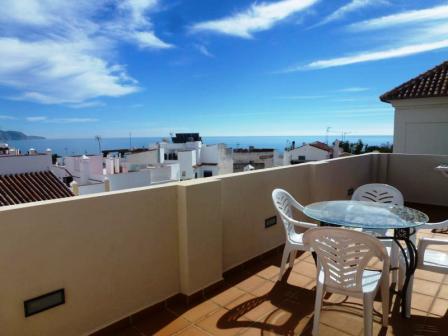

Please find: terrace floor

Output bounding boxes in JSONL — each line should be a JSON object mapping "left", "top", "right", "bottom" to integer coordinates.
{"left": 96, "top": 206, "right": 448, "bottom": 336}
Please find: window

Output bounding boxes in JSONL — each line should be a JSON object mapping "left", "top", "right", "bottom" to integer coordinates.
{"left": 298, "top": 156, "right": 306, "bottom": 161}
{"left": 203, "top": 170, "right": 213, "bottom": 177}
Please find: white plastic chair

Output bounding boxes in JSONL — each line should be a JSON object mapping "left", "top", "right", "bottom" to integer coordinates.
{"left": 352, "top": 184, "right": 404, "bottom": 205}
{"left": 401, "top": 219, "right": 448, "bottom": 316}
{"left": 303, "top": 227, "right": 390, "bottom": 336}
{"left": 352, "top": 183, "right": 404, "bottom": 285}
{"left": 272, "top": 188, "right": 317, "bottom": 281}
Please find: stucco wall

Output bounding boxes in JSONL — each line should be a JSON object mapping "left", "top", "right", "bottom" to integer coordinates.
{"left": 0, "top": 153, "right": 445, "bottom": 335}
{"left": 0, "top": 185, "right": 180, "bottom": 336}
{"left": 392, "top": 97, "right": 448, "bottom": 155}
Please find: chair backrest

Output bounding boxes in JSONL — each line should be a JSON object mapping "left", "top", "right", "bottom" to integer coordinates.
{"left": 352, "top": 183, "right": 404, "bottom": 206}
{"left": 303, "top": 227, "right": 389, "bottom": 293}
{"left": 272, "top": 188, "right": 306, "bottom": 238}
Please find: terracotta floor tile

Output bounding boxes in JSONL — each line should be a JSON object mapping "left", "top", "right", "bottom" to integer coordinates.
{"left": 211, "top": 287, "right": 247, "bottom": 308}
{"left": 412, "top": 278, "right": 441, "bottom": 296}
{"left": 286, "top": 272, "right": 315, "bottom": 290}
{"left": 315, "top": 322, "right": 353, "bottom": 336}
{"left": 439, "top": 284, "right": 448, "bottom": 299}
{"left": 225, "top": 293, "right": 257, "bottom": 310}
{"left": 256, "top": 265, "right": 280, "bottom": 280}
{"left": 410, "top": 293, "right": 434, "bottom": 312}
{"left": 251, "top": 280, "right": 275, "bottom": 297}
{"left": 318, "top": 306, "right": 365, "bottom": 336}
{"left": 181, "top": 300, "right": 221, "bottom": 323}
{"left": 241, "top": 300, "right": 278, "bottom": 322}
{"left": 153, "top": 317, "right": 191, "bottom": 336}
{"left": 197, "top": 308, "right": 250, "bottom": 336}
{"left": 414, "top": 269, "right": 444, "bottom": 283}
{"left": 429, "top": 298, "right": 448, "bottom": 316}
{"left": 292, "top": 260, "right": 316, "bottom": 278}
{"left": 132, "top": 309, "right": 181, "bottom": 335}
{"left": 236, "top": 276, "right": 268, "bottom": 293}
{"left": 175, "top": 326, "right": 211, "bottom": 336}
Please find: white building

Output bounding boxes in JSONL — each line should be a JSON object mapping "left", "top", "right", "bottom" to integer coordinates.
{"left": 381, "top": 60, "right": 448, "bottom": 155}
{"left": 283, "top": 141, "right": 342, "bottom": 165}
{"left": 160, "top": 133, "right": 233, "bottom": 179}
{"left": 233, "top": 147, "right": 281, "bottom": 172}
{"left": 0, "top": 144, "right": 53, "bottom": 175}
{"left": 54, "top": 133, "right": 233, "bottom": 195}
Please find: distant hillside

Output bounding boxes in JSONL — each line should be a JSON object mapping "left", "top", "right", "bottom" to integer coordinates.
{"left": 0, "top": 130, "right": 45, "bottom": 141}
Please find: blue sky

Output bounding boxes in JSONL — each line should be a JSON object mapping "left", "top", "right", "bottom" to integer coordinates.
{"left": 0, "top": 0, "right": 447, "bottom": 138}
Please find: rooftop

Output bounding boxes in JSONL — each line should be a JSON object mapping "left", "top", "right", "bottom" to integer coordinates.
{"left": 381, "top": 60, "right": 448, "bottom": 102}
{"left": 0, "top": 171, "right": 74, "bottom": 207}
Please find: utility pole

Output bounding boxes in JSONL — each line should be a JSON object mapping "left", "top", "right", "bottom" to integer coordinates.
{"left": 325, "top": 126, "right": 332, "bottom": 145}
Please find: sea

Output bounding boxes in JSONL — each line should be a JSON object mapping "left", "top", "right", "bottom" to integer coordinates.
{"left": 3, "top": 135, "right": 393, "bottom": 156}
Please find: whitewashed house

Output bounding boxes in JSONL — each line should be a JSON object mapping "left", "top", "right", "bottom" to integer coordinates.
{"left": 160, "top": 133, "right": 233, "bottom": 179}
{"left": 233, "top": 147, "right": 281, "bottom": 172}
{"left": 283, "top": 141, "right": 341, "bottom": 165}
{"left": 381, "top": 60, "right": 448, "bottom": 155}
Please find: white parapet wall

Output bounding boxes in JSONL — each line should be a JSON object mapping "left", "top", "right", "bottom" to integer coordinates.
{"left": 0, "top": 153, "right": 446, "bottom": 335}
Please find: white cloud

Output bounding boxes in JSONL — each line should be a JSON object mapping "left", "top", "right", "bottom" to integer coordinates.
{"left": 26, "top": 116, "right": 98, "bottom": 123}
{"left": 26, "top": 116, "right": 48, "bottom": 122}
{"left": 297, "top": 39, "right": 448, "bottom": 70}
{"left": 317, "top": 0, "right": 387, "bottom": 27}
{"left": 195, "top": 44, "right": 214, "bottom": 57}
{"left": 191, "top": 0, "right": 318, "bottom": 38}
{"left": 349, "top": 4, "right": 448, "bottom": 31}
{"left": 338, "top": 87, "right": 369, "bottom": 92}
{"left": 0, "top": 115, "right": 16, "bottom": 120}
{"left": 0, "top": 0, "right": 171, "bottom": 106}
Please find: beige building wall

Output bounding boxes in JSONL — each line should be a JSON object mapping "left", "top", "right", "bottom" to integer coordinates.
{"left": 392, "top": 97, "right": 448, "bottom": 155}
{"left": 0, "top": 153, "right": 446, "bottom": 335}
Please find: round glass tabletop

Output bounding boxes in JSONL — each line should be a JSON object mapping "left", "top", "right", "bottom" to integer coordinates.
{"left": 303, "top": 201, "right": 429, "bottom": 230}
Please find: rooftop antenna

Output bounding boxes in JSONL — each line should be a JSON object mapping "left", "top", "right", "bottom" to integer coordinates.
{"left": 325, "top": 126, "right": 332, "bottom": 145}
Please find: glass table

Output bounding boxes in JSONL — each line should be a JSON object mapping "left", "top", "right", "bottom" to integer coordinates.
{"left": 303, "top": 200, "right": 429, "bottom": 318}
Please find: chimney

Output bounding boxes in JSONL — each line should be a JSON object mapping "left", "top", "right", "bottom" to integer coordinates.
{"left": 106, "top": 156, "right": 115, "bottom": 175}
{"left": 80, "top": 155, "right": 90, "bottom": 185}
{"left": 333, "top": 140, "right": 341, "bottom": 158}
{"left": 28, "top": 148, "right": 37, "bottom": 155}
{"left": 45, "top": 148, "right": 52, "bottom": 156}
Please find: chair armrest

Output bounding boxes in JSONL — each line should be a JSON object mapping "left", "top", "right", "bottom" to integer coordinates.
{"left": 287, "top": 216, "right": 317, "bottom": 229}
{"left": 417, "top": 237, "right": 448, "bottom": 269}
{"left": 421, "top": 220, "right": 448, "bottom": 230}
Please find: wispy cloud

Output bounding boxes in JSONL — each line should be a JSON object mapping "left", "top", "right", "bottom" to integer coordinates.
{"left": 274, "top": 95, "right": 329, "bottom": 100}
{"left": 0, "top": 115, "right": 16, "bottom": 120}
{"left": 26, "top": 116, "right": 98, "bottom": 123}
{"left": 0, "top": 0, "right": 172, "bottom": 106}
{"left": 195, "top": 44, "right": 214, "bottom": 58}
{"left": 26, "top": 116, "right": 48, "bottom": 122}
{"left": 317, "top": 0, "right": 387, "bottom": 27}
{"left": 349, "top": 4, "right": 448, "bottom": 31}
{"left": 338, "top": 87, "right": 369, "bottom": 92}
{"left": 190, "top": 0, "right": 318, "bottom": 38}
{"left": 296, "top": 39, "right": 448, "bottom": 70}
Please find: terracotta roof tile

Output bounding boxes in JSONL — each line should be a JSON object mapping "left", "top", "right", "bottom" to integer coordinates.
{"left": 0, "top": 171, "right": 74, "bottom": 207}
{"left": 381, "top": 60, "right": 448, "bottom": 102}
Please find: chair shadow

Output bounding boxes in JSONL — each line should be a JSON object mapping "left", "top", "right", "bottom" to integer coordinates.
{"left": 217, "top": 269, "right": 315, "bottom": 335}
{"left": 216, "top": 267, "right": 448, "bottom": 336}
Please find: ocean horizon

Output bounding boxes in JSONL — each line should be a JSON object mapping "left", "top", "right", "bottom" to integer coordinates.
{"left": 3, "top": 135, "right": 393, "bottom": 156}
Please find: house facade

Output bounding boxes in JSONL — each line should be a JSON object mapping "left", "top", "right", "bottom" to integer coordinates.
{"left": 381, "top": 60, "right": 448, "bottom": 155}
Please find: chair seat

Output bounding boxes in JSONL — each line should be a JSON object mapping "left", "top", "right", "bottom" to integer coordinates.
{"left": 289, "top": 231, "right": 304, "bottom": 245}
{"left": 318, "top": 269, "right": 382, "bottom": 294}
{"left": 422, "top": 249, "right": 448, "bottom": 269}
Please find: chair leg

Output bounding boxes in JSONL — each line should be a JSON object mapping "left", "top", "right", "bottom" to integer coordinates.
{"left": 390, "top": 243, "right": 399, "bottom": 286}
{"left": 404, "top": 274, "right": 414, "bottom": 318}
{"left": 312, "top": 282, "right": 324, "bottom": 336}
{"left": 289, "top": 250, "right": 297, "bottom": 268}
{"left": 278, "top": 246, "right": 290, "bottom": 281}
{"left": 380, "top": 274, "right": 389, "bottom": 327}
{"left": 363, "top": 294, "right": 374, "bottom": 336}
